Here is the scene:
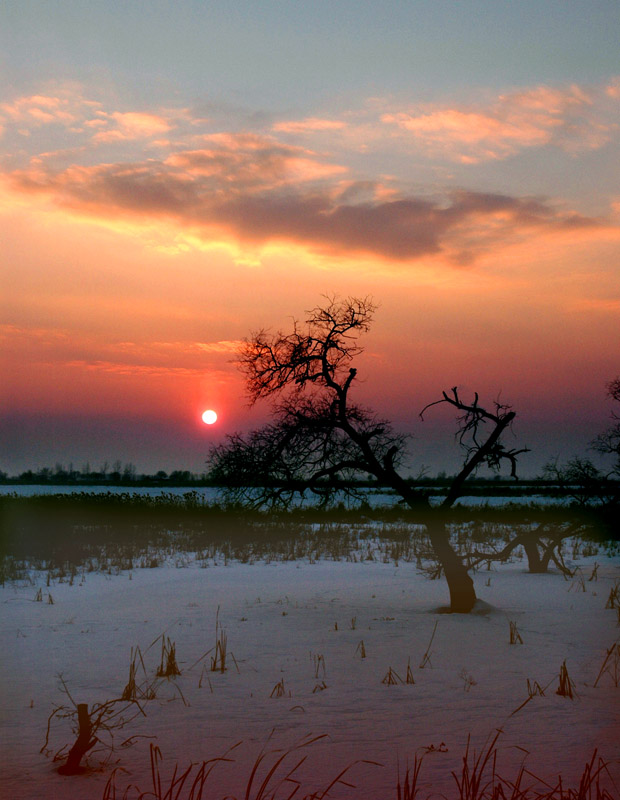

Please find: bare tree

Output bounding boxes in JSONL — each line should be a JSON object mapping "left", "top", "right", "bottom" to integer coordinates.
{"left": 209, "top": 297, "right": 527, "bottom": 613}
{"left": 543, "top": 376, "right": 620, "bottom": 511}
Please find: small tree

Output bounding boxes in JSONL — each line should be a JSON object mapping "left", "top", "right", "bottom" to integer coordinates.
{"left": 209, "top": 297, "right": 527, "bottom": 612}
{"left": 543, "top": 377, "right": 620, "bottom": 511}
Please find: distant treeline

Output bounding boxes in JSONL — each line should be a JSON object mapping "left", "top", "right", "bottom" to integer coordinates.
{"left": 1, "top": 461, "right": 618, "bottom": 498}
{"left": 0, "top": 462, "right": 210, "bottom": 487}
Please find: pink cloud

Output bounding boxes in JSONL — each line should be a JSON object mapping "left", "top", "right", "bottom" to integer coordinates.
{"left": 92, "top": 111, "right": 171, "bottom": 143}
{"left": 381, "top": 85, "right": 611, "bottom": 163}
{"left": 605, "top": 77, "right": 620, "bottom": 99}
{"left": 0, "top": 93, "right": 84, "bottom": 126}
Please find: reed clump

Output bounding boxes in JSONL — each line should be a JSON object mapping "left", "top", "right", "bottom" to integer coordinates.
{"left": 509, "top": 620, "right": 523, "bottom": 644}
{"left": 556, "top": 659, "right": 577, "bottom": 698}
{"left": 156, "top": 637, "right": 181, "bottom": 678}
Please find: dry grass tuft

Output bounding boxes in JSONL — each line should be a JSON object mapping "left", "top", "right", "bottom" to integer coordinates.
{"left": 269, "top": 678, "right": 287, "bottom": 698}
{"left": 527, "top": 678, "right": 546, "bottom": 698}
{"left": 593, "top": 641, "right": 620, "bottom": 688}
{"left": 121, "top": 646, "right": 157, "bottom": 702}
{"left": 396, "top": 754, "right": 424, "bottom": 800}
{"left": 509, "top": 677, "right": 551, "bottom": 717}
{"left": 312, "top": 652, "right": 326, "bottom": 679}
{"left": 382, "top": 667, "right": 403, "bottom": 685}
{"left": 356, "top": 640, "right": 367, "bottom": 659}
{"left": 452, "top": 731, "right": 502, "bottom": 800}
{"left": 556, "top": 659, "right": 577, "bottom": 699}
{"left": 208, "top": 606, "right": 228, "bottom": 674}
{"left": 419, "top": 620, "right": 438, "bottom": 669}
{"left": 605, "top": 581, "right": 619, "bottom": 610}
{"left": 156, "top": 637, "right": 181, "bottom": 679}
{"left": 509, "top": 620, "right": 524, "bottom": 645}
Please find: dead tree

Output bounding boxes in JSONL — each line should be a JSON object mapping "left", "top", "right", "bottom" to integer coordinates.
{"left": 209, "top": 297, "right": 528, "bottom": 613}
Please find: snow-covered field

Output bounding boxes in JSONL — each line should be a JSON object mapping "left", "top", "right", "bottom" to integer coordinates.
{"left": 2, "top": 540, "right": 619, "bottom": 799}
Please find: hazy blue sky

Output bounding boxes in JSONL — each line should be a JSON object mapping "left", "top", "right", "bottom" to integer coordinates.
{"left": 4, "top": 1, "right": 619, "bottom": 105}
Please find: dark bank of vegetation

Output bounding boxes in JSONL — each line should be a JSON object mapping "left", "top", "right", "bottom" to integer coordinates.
{"left": 1, "top": 489, "right": 617, "bottom": 587}
{"left": 0, "top": 462, "right": 210, "bottom": 487}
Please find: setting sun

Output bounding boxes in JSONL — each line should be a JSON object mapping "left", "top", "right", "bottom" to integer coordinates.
{"left": 201, "top": 409, "right": 218, "bottom": 425}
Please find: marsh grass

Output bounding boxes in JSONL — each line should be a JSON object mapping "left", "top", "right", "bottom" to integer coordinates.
{"left": 605, "top": 581, "right": 619, "bottom": 610}
{"left": 99, "top": 734, "right": 619, "bottom": 800}
{"left": 2, "top": 492, "right": 614, "bottom": 587}
{"left": 396, "top": 754, "right": 424, "bottom": 800}
{"left": 382, "top": 667, "right": 403, "bottom": 685}
{"left": 121, "top": 647, "right": 157, "bottom": 702}
{"left": 269, "top": 679, "right": 287, "bottom": 698}
{"left": 593, "top": 642, "right": 620, "bottom": 688}
{"left": 509, "top": 621, "right": 524, "bottom": 645}
{"left": 419, "top": 621, "right": 438, "bottom": 669}
{"left": 103, "top": 734, "right": 378, "bottom": 800}
{"left": 312, "top": 653, "right": 326, "bottom": 679}
{"left": 556, "top": 660, "right": 577, "bottom": 699}
{"left": 509, "top": 677, "right": 552, "bottom": 717}
{"left": 156, "top": 637, "right": 181, "bottom": 679}
{"left": 210, "top": 609, "right": 228, "bottom": 674}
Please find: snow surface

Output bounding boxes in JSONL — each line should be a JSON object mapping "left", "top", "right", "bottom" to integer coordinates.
{"left": 1, "top": 543, "right": 619, "bottom": 799}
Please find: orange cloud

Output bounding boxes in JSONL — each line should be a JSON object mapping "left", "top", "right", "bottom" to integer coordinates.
{"left": 0, "top": 87, "right": 102, "bottom": 131}
{"left": 381, "top": 84, "right": 611, "bottom": 162}
{"left": 166, "top": 133, "right": 346, "bottom": 187}
{"left": 92, "top": 111, "right": 171, "bottom": 143}
{"left": 4, "top": 154, "right": 605, "bottom": 264}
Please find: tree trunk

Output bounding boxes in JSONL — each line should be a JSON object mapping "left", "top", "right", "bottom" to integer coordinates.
{"left": 522, "top": 536, "right": 547, "bottom": 573}
{"left": 58, "top": 703, "right": 96, "bottom": 775}
{"left": 427, "top": 521, "right": 477, "bottom": 613}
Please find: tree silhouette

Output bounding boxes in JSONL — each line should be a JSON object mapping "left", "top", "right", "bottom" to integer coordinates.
{"left": 209, "top": 296, "right": 527, "bottom": 612}
{"left": 544, "top": 376, "right": 620, "bottom": 511}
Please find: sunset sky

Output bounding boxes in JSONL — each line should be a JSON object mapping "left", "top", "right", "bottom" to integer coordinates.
{"left": 1, "top": 1, "right": 619, "bottom": 477}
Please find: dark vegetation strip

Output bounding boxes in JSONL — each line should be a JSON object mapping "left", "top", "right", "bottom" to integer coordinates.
{"left": 0, "top": 492, "right": 619, "bottom": 582}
